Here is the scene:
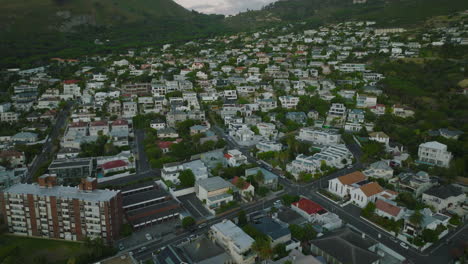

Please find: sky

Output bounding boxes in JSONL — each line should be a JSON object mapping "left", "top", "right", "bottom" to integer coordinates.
{"left": 173, "top": 0, "right": 278, "bottom": 15}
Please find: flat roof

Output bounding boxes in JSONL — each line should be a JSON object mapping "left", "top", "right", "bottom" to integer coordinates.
{"left": 196, "top": 176, "right": 232, "bottom": 192}
{"left": 49, "top": 158, "right": 92, "bottom": 169}
{"left": 211, "top": 220, "right": 254, "bottom": 252}
{"left": 4, "top": 183, "right": 119, "bottom": 202}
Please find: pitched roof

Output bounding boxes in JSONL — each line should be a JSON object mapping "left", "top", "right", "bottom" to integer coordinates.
{"left": 230, "top": 176, "right": 251, "bottom": 190}
{"left": 369, "top": 132, "right": 389, "bottom": 138}
{"left": 101, "top": 160, "right": 127, "bottom": 170}
{"left": 292, "top": 198, "right": 326, "bottom": 215}
{"left": 338, "top": 171, "right": 366, "bottom": 185}
{"left": 112, "top": 119, "right": 128, "bottom": 126}
{"left": 375, "top": 199, "right": 402, "bottom": 217}
{"left": 359, "top": 182, "right": 384, "bottom": 197}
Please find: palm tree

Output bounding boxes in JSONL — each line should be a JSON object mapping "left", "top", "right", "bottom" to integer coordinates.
{"left": 409, "top": 210, "right": 424, "bottom": 229}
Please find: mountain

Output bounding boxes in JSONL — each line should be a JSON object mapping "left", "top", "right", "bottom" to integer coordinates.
{"left": 226, "top": 0, "right": 468, "bottom": 30}
{"left": 0, "top": 0, "right": 226, "bottom": 67}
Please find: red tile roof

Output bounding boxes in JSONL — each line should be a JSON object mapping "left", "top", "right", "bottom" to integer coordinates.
{"left": 230, "top": 176, "right": 251, "bottom": 190}
{"left": 224, "top": 153, "right": 232, "bottom": 159}
{"left": 375, "top": 199, "right": 402, "bottom": 217}
{"left": 101, "top": 160, "right": 127, "bottom": 170}
{"left": 292, "top": 198, "right": 326, "bottom": 215}
{"left": 91, "top": 121, "right": 107, "bottom": 127}
{"left": 112, "top": 119, "right": 128, "bottom": 126}
{"left": 69, "top": 121, "right": 88, "bottom": 128}
{"left": 158, "top": 141, "right": 174, "bottom": 149}
{"left": 338, "top": 171, "right": 366, "bottom": 185}
{"left": 360, "top": 182, "right": 384, "bottom": 197}
{"left": 64, "top": 80, "right": 79, "bottom": 84}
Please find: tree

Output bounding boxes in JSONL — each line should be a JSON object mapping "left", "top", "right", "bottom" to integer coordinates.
{"left": 235, "top": 177, "right": 247, "bottom": 189}
{"left": 449, "top": 215, "right": 461, "bottom": 226}
{"left": 273, "top": 243, "right": 288, "bottom": 259}
{"left": 238, "top": 210, "right": 247, "bottom": 227}
{"left": 182, "top": 216, "right": 196, "bottom": 229}
{"left": 421, "top": 228, "right": 438, "bottom": 243}
{"left": 282, "top": 194, "right": 300, "bottom": 205}
{"left": 409, "top": 210, "right": 424, "bottom": 228}
{"left": 362, "top": 202, "right": 376, "bottom": 218}
{"left": 178, "top": 169, "right": 196, "bottom": 187}
{"left": 255, "top": 170, "right": 265, "bottom": 183}
{"left": 252, "top": 237, "right": 272, "bottom": 261}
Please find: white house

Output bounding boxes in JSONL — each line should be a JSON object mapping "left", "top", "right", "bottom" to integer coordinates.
{"left": 363, "top": 161, "right": 394, "bottom": 179}
{"left": 210, "top": 220, "right": 256, "bottom": 264}
{"left": 256, "top": 122, "right": 277, "bottom": 139}
{"left": 279, "top": 96, "right": 299, "bottom": 109}
{"left": 368, "top": 132, "right": 390, "bottom": 147}
{"left": 422, "top": 185, "right": 466, "bottom": 213}
{"left": 296, "top": 127, "right": 341, "bottom": 145}
{"left": 196, "top": 177, "right": 234, "bottom": 212}
{"left": 349, "top": 182, "right": 384, "bottom": 208}
{"left": 256, "top": 141, "right": 283, "bottom": 153}
{"left": 225, "top": 149, "right": 248, "bottom": 167}
{"left": 328, "top": 171, "right": 367, "bottom": 198}
{"left": 375, "top": 199, "right": 405, "bottom": 221}
{"left": 418, "top": 141, "right": 452, "bottom": 168}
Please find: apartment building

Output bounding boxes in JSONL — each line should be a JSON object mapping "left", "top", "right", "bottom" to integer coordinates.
{"left": 0, "top": 176, "right": 122, "bottom": 244}
{"left": 417, "top": 141, "right": 452, "bottom": 168}
{"left": 48, "top": 158, "right": 94, "bottom": 184}
{"left": 210, "top": 220, "right": 256, "bottom": 264}
{"left": 296, "top": 127, "right": 341, "bottom": 145}
{"left": 195, "top": 177, "right": 233, "bottom": 213}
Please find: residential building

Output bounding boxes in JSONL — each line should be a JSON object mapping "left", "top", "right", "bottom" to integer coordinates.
{"left": 417, "top": 141, "right": 452, "bottom": 168}
{"left": 161, "top": 160, "right": 208, "bottom": 185}
{"left": 224, "top": 149, "right": 248, "bottom": 167}
{"left": 210, "top": 220, "right": 256, "bottom": 264}
{"left": 328, "top": 171, "right": 367, "bottom": 198}
{"left": 363, "top": 161, "right": 394, "bottom": 179}
{"left": 349, "top": 182, "right": 384, "bottom": 208}
{"left": 375, "top": 199, "right": 405, "bottom": 221}
{"left": 256, "top": 141, "right": 282, "bottom": 153}
{"left": 245, "top": 167, "right": 278, "bottom": 189}
{"left": 256, "top": 122, "right": 277, "bottom": 139}
{"left": 0, "top": 166, "right": 26, "bottom": 191}
{"left": 0, "top": 176, "right": 122, "bottom": 244}
{"left": 196, "top": 177, "right": 233, "bottom": 212}
{"left": 310, "top": 228, "right": 381, "bottom": 264}
{"left": 368, "top": 132, "right": 390, "bottom": 146}
{"left": 291, "top": 198, "right": 343, "bottom": 230}
{"left": 231, "top": 176, "right": 254, "bottom": 202}
{"left": 48, "top": 158, "right": 93, "bottom": 183}
{"left": 279, "top": 96, "right": 299, "bottom": 109}
{"left": 251, "top": 217, "right": 291, "bottom": 246}
{"left": 296, "top": 127, "right": 341, "bottom": 145}
{"left": 422, "top": 185, "right": 466, "bottom": 213}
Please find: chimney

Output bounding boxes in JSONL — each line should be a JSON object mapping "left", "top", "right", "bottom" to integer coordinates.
{"left": 79, "top": 177, "right": 97, "bottom": 192}
{"left": 38, "top": 174, "right": 57, "bottom": 188}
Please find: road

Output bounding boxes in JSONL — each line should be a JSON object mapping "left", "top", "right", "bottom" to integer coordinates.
{"left": 26, "top": 102, "right": 72, "bottom": 183}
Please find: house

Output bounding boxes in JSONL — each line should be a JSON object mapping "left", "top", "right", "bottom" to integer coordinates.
{"left": 256, "top": 141, "right": 282, "bottom": 153}
{"left": 356, "top": 94, "right": 377, "bottom": 108}
{"left": 0, "top": 150, "right": 26, "bottom": 168}
{"left": 403, "top": 208, "right": 451, "bottom": 238}
{"left": 310, "top": 228, "right": 381, "bottom": 264}
{"left": 279, "top": 96, "right": 299, "bottom": 109}
{"left": 328, "top": 171, "right": 367, "bottom": 198}
{"left": 231, "top": 176, "right": 254, "bottom": 202}
{"left": 286, "top": 112, "right": 307, "bottom": 125}
{"left": 251, "top": 217, "right": 291, "bottom": 246}
{"left": 368, "top": 132, "right": 390, "bottom": 146}
{"left": 100, "top": 160, "right": 129, "bottom": 175}
{"left": 225, "top": 149, "right": 248, "bottom": 167}
{"left": 392, "top": 104, "right": 414, "bottom": 118}
{"left": 210, "top": 220, "right": 256, "bottom": 264}
{"left": 89, "top": 121, "right": 109, "bottom": 136}
{"left": 397, "top": 171, "right": 436, "bottom": 197}
{"left": 363, "top": 161, "right": 394, "bottom": 179}
{"left": 157, "top": 128, "right": 179, "bottom": 138}
{"left": 11, "top": 132, "right": 38, "bottom": 143}
{"left": 350, "top": 182, "right": 384, "bottom": 208}
{"left": 256, "top": 122, "right": 277, "bottom": 139}
{"left": 229, "top": 125, "right": 255, "bottom": 145}
{"left": 417, "top": 141, "right": 452, "bottom": 168}
{"left": 291, "top": 198, "right": 342, "bottom": 230}
{"left": 245, "top": 167, "right": 278, "bottom": 189}
{"left": 162, "top": 160, "right": 208, "bottom": 185}
{"left": 0, "top": 166, "right": 26, "bottom": 191}
{"left": 123, "top": 101, "right": 138, "bottom": 118}
{"left": 422, "top": 185, "right": 466, "bottom": 213}
{"left": 150, "top": 119, "right": 166, "bottom": 130}
{"left": 375, "top": 199, "right": 405, "bottom": 221}
{"left": 296, "top": 127, "right": 341, "bottom": 145}
{"left": 196, "top": 177, "right": 234, "bottom": 212}
{"left": 190, "top": 125, "right": 209, "bottom": 135}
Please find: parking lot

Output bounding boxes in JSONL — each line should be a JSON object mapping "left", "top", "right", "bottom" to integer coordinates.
{"left": 178, "top": 193, "right": 212, "bottom": 220}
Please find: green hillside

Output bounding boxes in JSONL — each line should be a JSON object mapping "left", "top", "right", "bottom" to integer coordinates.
{"left": 226, "top": 0, "right": 468, "bottom": 30}
{"left": 0, "top": 0, "right": 226, "bottom": 67}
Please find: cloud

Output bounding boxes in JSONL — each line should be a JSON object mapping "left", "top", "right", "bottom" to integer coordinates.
{"left": 174, "top": 0, "right": 278, "bottom": 15}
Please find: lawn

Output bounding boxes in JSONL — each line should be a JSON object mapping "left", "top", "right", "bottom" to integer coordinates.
{"left": 0, "top": 234, "right": 86, "bottom": 264}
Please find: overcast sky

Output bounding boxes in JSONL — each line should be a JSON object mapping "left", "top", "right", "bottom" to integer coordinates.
{"left": 174, "top": 0, "right": 278, "bottom": 15}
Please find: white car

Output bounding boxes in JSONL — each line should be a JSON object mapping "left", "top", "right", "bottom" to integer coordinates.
{"left": 400, "top": 242, "right": 409, "bottom": 249}
{"left": 145, "top": 233, "right": 152, "bottom": 241}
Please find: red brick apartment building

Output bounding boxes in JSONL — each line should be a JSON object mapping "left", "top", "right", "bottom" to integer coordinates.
{"left": 0, "top": 175, "right": 123, "bottom": 244}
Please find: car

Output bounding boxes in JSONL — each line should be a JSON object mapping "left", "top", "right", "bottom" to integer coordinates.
{"left": 118, "top": 243, "right": 125, "bottom": 251}
{"left": 189, "top": 234, "right": 197, "bottom": 241}
{"left": 145, "top": 233, "right": 152, "bottom": 241}
{"left": 138, "top": 247, "right": 147, "bottom": 253}
{"left": 198, "top": 223, "right": 207, "bottom": 229}
{"left": 400, "top": 242, "right": 409, "bottom": 249}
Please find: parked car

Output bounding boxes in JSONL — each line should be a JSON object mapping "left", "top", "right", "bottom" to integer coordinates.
{"left": 198, "top": 223, "right": 207, "bottom": 229}
{"left": 145, "top": 233, "right": 152, "bottom": 241}
{"left": 118, "top": 243, "right": 125, "bottom": 251}
{"left": 400, "top": 242, "right": 409, "bottom": 249}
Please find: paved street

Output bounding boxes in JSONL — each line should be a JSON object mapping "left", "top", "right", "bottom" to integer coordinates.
{"left": 26, "top": 102, "right": 72, "bottom": 183}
